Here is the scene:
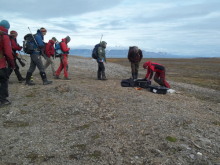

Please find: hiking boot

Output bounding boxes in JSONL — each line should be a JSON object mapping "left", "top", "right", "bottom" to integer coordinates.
{"left": 0, "top": 99, "right": 11, "bottom": 108}
{"left": 54, "top": 75, "right": 61, "bottom": 79}
{"left": 102, "top": 76, "right": 108, "bottom": 80}
{"left": 25, "top": 72, "right": 35, "bottom": 85}
{"left": 97, "top": 77, "right": 102, "bottom": 80}
{"left": 40, "top": 72, "right": 53, "bottom": 85}
{"left": 64, "top": 77, "right": 71, "bottom": 80}
{"left": 18, "top": 77, "right": 26, "bottom": 83}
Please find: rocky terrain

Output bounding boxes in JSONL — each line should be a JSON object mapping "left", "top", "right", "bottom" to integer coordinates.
{"left": 0, "top": 56, "right": 219, "bottom": 165}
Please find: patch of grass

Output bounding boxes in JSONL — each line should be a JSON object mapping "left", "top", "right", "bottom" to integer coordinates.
{"left": 23, "top": 104, "right": 27, "bottom": 106}
{"left": 25, "top": 153, "right": 39, "bottom": 161}
{"left": 166, "top": 136, "right": 177, "bottom": 142}
{"left": 70, "top": 144, "right": 87, "bottom": 151}
{"left": 3, "top": 121, "right": 29, "bottom": 127}
{"left": 20, "top": 110, "right": 28, "bottom": 114}
{"left": 88, "top": 150, "right": 101, "bottom": 159}
{"left": 212, "top": 121, "right": 220, "bottom": 126}
{"left": 26, "top": 94, "right": 35, "bottom": 97}
{"left": 93, "top": 134, "right": 100, "bottom": 139}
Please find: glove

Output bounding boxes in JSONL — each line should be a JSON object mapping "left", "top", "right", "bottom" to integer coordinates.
{"left": 147, "top": 79, "right": 151, "bottom": 83}
{"left": 140, "top": 77, "right": 147, "bottom": 81}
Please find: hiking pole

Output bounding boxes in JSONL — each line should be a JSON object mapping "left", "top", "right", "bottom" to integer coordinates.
{"left": 28, "top": 27, "right": 47, "bottom": 60}
{"left": 100, "top": 34, "right": 103, "bottom": 43}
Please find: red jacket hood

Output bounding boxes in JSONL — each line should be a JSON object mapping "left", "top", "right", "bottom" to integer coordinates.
{"left": 143, "top": 61, "right": 151, "bottom": 68}
{"left": 49, "top": 39, "right": 55, "bottom": 45}
{"left": 62, "top": 38, "right": 67, "bottom": 43}
{"left": 0, "top": 26, "right": 8, "bottom": 34}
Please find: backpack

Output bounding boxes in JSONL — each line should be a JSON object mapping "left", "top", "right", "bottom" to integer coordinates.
{"left": 128, "top": 46, "right": 136, "bottom": 52}
{"left": 121, "top": 78, "right": 137, "bottom": 87}
{"left": 23, "top": 34, "right": 36, "bottom": 54}
{"left": 92, "top": 43, "right": 100, "bottom": 59}
{"left": 55, "top": 41, "right": 64, "bottom": 58}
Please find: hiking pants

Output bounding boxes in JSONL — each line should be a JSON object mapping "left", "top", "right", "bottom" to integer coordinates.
{"left": 97, "top": 62, "right": 105, "bottom": 78}
{"left": 8, "top": 59, "right": 23, "bottom": 79}
{"left": 154, "top": 69, "right": 170, "bottom": 88}
{"left": 131, "top": 62, "right": 139, "bottom": 74}
{"left": 27, "top": 54, "right": 45, "bottom": 73}
{"left": 0, "top": 68, "right": 9, "bottom": 101}
{"left": 56, "top": 55, "right": 68, "bottom": 77}
{"left": 44, "top": 57, "right": 55, "bottom": 75}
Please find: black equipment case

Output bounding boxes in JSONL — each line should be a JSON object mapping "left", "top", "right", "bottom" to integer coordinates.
{"left": 149, "top": 85, "right": 169, "bottom": 94}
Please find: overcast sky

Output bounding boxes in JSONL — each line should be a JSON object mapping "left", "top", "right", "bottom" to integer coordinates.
{"left": 1, "top": 0, "right": 220, "bottom": 56}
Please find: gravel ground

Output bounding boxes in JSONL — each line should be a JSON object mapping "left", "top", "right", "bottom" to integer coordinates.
{"left": 0, "top": 56, "right": 220, "bottom": 165}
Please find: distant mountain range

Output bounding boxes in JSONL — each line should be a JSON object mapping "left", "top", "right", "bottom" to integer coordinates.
{"left": 69, "top": 49, "right": 192, "bottom": 58}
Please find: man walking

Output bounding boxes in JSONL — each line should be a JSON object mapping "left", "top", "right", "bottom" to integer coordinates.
{"left": 8, "top": 30, "right": 25, "bottom": 83}
{"left": 0, "top": 20, "right": 15, "bottom": 107}
{"left": 25, "top": 27, "right": 53, "bottom": 85}
{"left": 55, "top": 36, "right": 71, "bottom": 80}
{"left": 44, "top": 37, "right": 57, "bottom": 76}
{"left": 97, "top": 41, "right": 107, "bottom": 80}
{"left": 127, "top": 46, "right": 143, "bottom": 80}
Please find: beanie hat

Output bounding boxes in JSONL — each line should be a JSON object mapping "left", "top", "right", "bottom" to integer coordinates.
{"left": 143, "top": 61, "right": 151, "bottom": 68}
{"left": 0, "top": 20, "right": 10, "bottom": 30}
{"left": 40, "top": 27, "right": 47, "bottom": 34}
{"left": 65, "top": 36, "right": 71, "bottom": 42}
{"left": 10, "top": 30, "right": 18, "bottom": 37}
{"left": 52, "top": 37, "right": 57, "bottom": 42}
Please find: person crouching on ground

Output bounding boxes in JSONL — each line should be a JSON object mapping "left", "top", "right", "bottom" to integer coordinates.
{"left": 143, "top": 61, "right": 170, "bottom": 88}
{"left": 0, "top": 20, "right": 15, "bottom": 107}
{"left": 55, "top": 36, "right": 71, "bottom": 80}
{"left": 8, "top": 30, "right": 25, "bottom": 83}
{"left": 25, "top": 27, "right": 53, "bottom": 85}
{"left": 44, "top": 37, "right": 57, "bottom": 76}
{"left": 127, "top": 46, "right": 143, "bottom": 80}
{"left": 97, "top": 41, "right": 107, "bottom": 80}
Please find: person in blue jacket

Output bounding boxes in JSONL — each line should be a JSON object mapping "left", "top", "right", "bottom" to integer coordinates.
{"left": 25, "top": 27, "right": 52, "bottom": 85}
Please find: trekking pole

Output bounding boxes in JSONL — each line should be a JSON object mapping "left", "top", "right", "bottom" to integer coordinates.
{"left": 28, "top": 27, "right": 47, "bottom": 60}
{"left": 100, "top": 34, "right": 103, "bottom": 43}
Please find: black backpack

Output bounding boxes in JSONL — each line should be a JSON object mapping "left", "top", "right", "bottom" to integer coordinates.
{"left": 23, "top": 34, "right": 36, "bottom": 54}
{"left": 128, "top": 46, "right": 136, "bottom": 52}
{"left": 121, "top": 78, "right": 136, "bottom": 87}
{"left": 92, "top": 43, "right": 100, "bottom": 59}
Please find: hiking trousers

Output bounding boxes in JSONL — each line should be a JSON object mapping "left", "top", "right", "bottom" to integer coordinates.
{"left": 154, "top": 69, "right": 170, "bottom": 88}
{"left": 27, "top": 54, "right": 45, "bottom": 73}
{"left": 44, "top": 57, "right": 55, "bottom": 75}
{"left": 56, "top": 55, "right": 68, "bottom": 77}
{"left": 0, "top": 67, "right": 9, "bottom": 100}
{"left": 97, "top": 62, "right": 105, "bottom": 78}
{"left": 131, "top": 62, "right": 139, "bottom": 74}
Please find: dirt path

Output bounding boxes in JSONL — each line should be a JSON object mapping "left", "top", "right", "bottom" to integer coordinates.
{"left": 0, "top": 56, "right": 219, "bottom": 165}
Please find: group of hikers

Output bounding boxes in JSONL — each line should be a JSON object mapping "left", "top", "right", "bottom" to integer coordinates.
{"left": 0, "top": 19, "right": 170, "bottom": 108}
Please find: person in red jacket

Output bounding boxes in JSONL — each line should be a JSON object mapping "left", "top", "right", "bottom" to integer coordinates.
{"left": 0, "top": 20, "right": 15, "bottom": 107}
{"left": 8, "top": 30, "right": 25, "bottom": 83}
{"left": 55, "top": 36, "right": 71, "bottom": 80}
{"left": 44, "top": 37, "right": 57, "bottom": 76}
{"left": 143, "top": 61, "right": 170, "bottom": 88}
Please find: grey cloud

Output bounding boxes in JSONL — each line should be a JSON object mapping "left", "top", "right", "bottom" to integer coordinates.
{"left": 134, "top": 2, "right": 220, "bottom": 23}
{"left": 1, "top": 0, "right": 123, "bottom": 19}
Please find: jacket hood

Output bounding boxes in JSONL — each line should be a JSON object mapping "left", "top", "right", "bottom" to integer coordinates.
{"left": 49, "top": 39, "right": 55, "bottom": 45}
{"left": 100, "top": 41, "right": 107, "bottom": 48}
{"left": 36, "top": 29, "right": 43, "bottom": 37}
{"left": 143, "top": 61, "right": 151, "bottom": 68}
{"left": 0, "top": 26, "right": 8, "bottom": 34}
{"left": 62, "top": 38, "right": 67, "bottom": 43}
